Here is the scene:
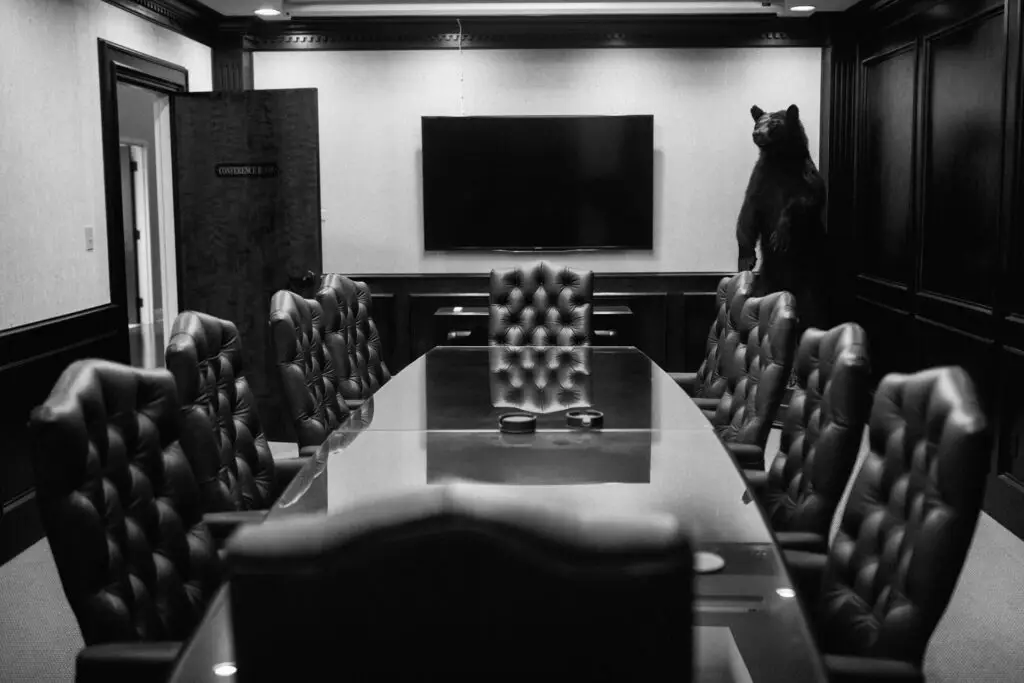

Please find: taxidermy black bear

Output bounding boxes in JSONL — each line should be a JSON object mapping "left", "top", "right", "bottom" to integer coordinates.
{"left": 737, "top": 103, "right": 827, "bottom": 330}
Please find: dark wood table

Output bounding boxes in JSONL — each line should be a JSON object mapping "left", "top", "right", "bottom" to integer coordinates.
{"left": 169, "top": 347, "right": 827, "bottom": 683}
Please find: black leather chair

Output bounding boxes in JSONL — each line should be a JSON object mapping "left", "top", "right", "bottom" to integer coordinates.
{"left": 670, "top": 271, "right": 755, "bottom": 416}
{"left": 745, "top": 323, "right": 872, "bottom": 553}
{"left": 165, "top": 312, "right": 305, "bottom": 537}
{"left": 30, "top": 360, "right": 221, "bottom": 683}
{"left": 269, "top": 290, "right": 349, "bottom": 454}
{"left": 712, "top": 290, "right": 798, "bottom": 470}
{"left": 489, "top": 345, "right": 592, "bottom": 413}
{"left": 317, "top": 273, "right": 391, "bottom": 406}
{"left": 785, "top": 367, "right": 991, "bottom": 683}
{"left": 489, "top": 261, "right": 594, "bottom": 346}
{"left": 226, "top": 481, "right": 693, "bottom": 682}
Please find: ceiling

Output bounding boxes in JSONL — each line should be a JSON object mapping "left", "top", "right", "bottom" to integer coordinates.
{"left": 197, "top": 0, "right": 861, "bottom": 19}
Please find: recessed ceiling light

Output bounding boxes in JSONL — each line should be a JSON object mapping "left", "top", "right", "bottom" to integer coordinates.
{"left": 790, "top": 4, "right": 816, "bottom": 10}
{"left": 213, "top": 662, "right": 238, "bottom": 677}
{"left": 776, "top": 587, "right": 797, "bottom": 598}
{"left": 254, "top": 7, "right": 281, "bottom": 16}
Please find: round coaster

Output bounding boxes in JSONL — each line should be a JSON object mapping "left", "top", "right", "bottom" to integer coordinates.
{"left": 693, "top": 551, "right": 726, "bottom": 574}
{"left": 498, "top": 412, "right": 537, "bottom": 434}
{"left": 566, "top": 409, "right": 605, "bottom": 429}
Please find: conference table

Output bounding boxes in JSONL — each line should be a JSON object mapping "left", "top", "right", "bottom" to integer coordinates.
{"left": 169, "top": 346, "right": 827, "bottom": 683}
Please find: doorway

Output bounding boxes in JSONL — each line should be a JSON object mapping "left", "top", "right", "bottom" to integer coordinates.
{"left": 98, "top": 41, "right": 188, "bottom": 367}
{"left": 117, "top": 81, "right": 176, "bottom": 368}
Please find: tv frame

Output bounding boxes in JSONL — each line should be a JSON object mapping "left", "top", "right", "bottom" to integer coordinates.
{"left": 420, "top": 114, "right": 655, "bottom": 253}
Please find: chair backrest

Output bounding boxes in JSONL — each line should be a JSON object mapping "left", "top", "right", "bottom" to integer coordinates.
{"left": 712, "top": 290, "right": 798, "bottom": 451}
{"left": 489, "top": 346, "right": 592, "bottom": 414}
{"left": 166, "top": 311, "right": 277, "bottom": 511}
{"left": 489, "top": 261, "right": 594, "bottom": 346}
{"left": 816, "top": 367, "right": 990, "bottom": 664}
{"left": 762, "top": 323, "right": 872, "bottom": 535}
{"left": 694, "top": 271, "right": 755, "bottom": 398}
{"left": 227, "top": 482, "right": 693, "bottom": 682}
{"left": 30, "top": 360, "right": 220, "bottom": 645}
{"left": 317, "top": 273, "right": 390, "bottom": 400}
{"left": 269, "top": 290, "right": 348, "bottom": 449}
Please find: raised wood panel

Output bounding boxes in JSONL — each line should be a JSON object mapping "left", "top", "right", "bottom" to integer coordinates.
{"left": 408, "top": 293, "right": 490, "bottom": 365}
{"left": 915, "top": 316, "right": 995, "bottom": 411}
{"left": 920, "top": 7, "right": 1005, "bottom": 306}
{"left": 986, "top": 346, "right": 1024, "bottom": 541}
{"left": 859, "top": 44, "right": 917, "bottom": 285}
{"left": 369, "top": 293, "right": 397, "bottom": 375}
{"left": 681, "top": 292, "right": 719, "bottom": 375}
{"left": 852, "top": 297, "right": 914, "bottom": 380}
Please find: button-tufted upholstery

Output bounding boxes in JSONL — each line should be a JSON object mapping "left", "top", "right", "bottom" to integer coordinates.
{"left": 316, "top": 273, "right": 391, "bottom": 401}
{"left": 759, "top": 323, "right": 872, "bottom": 536}
{"left": 226, "top": 481, "right": 693, "bottom": 682}
{"left": 688, "top": 271, "right": 756, "bottom": 398}
{"left": 29, "top": 360, "right": 221, "bottom": 647}
{"left": 269, "top": 290, "right": 349, "bottom": 451}
{"left": 712, "top": 290, "right": 798, "bottom": 456}
{"left": 489, "top": 346, "right": 592, "bottom": 414}
{"left": 815, "top": 366, "right": 990, "bottom": 665}
{"left": 489, "top": 261, "right": 594, "bottom": 346}
{"left": 165, "top": 311, "right": 281, "bottom": 512}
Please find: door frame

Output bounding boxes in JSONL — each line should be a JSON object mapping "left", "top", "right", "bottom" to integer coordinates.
{"left": 98, "top": 40, "right": 188, "bottom": 362}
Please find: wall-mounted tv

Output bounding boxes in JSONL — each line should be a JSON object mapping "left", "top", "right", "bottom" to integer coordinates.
{"left": 421, "top": 115, "right": 654, "bottom": 251}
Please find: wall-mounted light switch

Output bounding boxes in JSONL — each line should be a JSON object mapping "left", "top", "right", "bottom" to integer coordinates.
{"left": 85, "top": 226, "right": 94, "bottom": 251}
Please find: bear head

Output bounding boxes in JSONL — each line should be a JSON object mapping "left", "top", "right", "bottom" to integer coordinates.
{"left": 749, "top": 104, "right": 809, "bottom": 154}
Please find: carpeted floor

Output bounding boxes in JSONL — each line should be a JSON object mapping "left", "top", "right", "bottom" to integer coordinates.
{"left": 2, "top": 432, "right": 1023, "bottom": 682}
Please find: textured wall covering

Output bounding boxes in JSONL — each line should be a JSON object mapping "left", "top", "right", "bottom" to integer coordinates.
{"left": 254, "top": 47, "right": 821, "bottom": 275}
{"left": 0, "top": 0, "right": 211, "bottom": 330}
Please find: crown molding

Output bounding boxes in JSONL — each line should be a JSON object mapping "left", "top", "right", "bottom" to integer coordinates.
{"left": 102, "top": 0, "right": 222, "bottom": 45}
{"left": 225, "top": 14, "right": 831, "bottom": 51}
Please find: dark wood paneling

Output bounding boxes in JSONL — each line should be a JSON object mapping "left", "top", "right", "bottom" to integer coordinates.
{"left": 0, "top": 305, "right": 122, "bottom": 565}
{"left": 859, "top": 43, "right": 917, "bottom": 285}
{"left": 920, "top": 7, "right": 1005, "bottom": 306}
{"left": 839, "top": 0, "right": 1024, "bottom": 538}
{"left": 355, "top": 274, "right": 727, "bottom": 376}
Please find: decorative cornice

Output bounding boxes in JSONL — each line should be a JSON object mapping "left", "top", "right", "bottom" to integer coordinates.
{"left": 102, "top": 0, "right": 221, "bottom": 46}
{"left": 231, "top": 15, "right": 830, "bottom": 51}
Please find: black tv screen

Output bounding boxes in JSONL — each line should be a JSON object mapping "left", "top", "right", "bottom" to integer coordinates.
{"left": 421, "top": 115, "right": 654, "bottom": 251}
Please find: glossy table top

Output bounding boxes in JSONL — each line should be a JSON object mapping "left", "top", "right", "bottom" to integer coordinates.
{"left": 169, "top": 347, "right": 827, "bottom": 683}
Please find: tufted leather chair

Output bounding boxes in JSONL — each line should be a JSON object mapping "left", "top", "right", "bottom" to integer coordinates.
{"left": 30, "top": 360, "right": 221, "bottom": 682}
{"left": 269, "top": 290, "right": 349, "bottom": 454}
{"left": 489, "top": 346, "right": 592, "bottom": 414}
{"left": 746, "top": 323, "right": 872, "bottom": 551}
{"left": 489, "top": 261, "right": 594, "bottom": 346}
{"left": 316, "top": 273, "right": 391, "bottom": 404}
{"left": 165, "top": 312, "right": 305, "bottom": 520}
{"left": 785, "top": 367, "right": 991, "bottom": 683}
{"left": 712, "top": 290, "right": 798, "bottom": 470}
{"left": 670, "top": 271, "right": 755, "bottom": 407}
{"left": 227, "top": 481, "right": 693, "bottom": 682}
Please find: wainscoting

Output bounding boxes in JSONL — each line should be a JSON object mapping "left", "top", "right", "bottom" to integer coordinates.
{"left": 0, "top": 305, "right": 127, "bottom": 565}
{"left": 352, "top": 272, "right": 728, "bottom": 376}
{"left": 827, "top": 0, "right": 1024, "bottom": 538}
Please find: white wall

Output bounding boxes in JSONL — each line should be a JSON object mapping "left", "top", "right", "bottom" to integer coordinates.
{"left": 255, "top": 48, "right": 821, "bottom": 275}
{"left": 0, "top": 0, "right": 211, "bottom": 330}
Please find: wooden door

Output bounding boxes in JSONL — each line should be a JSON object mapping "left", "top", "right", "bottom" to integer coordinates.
{"left": 172, "top": 88, "right": 322, "bottom": 441}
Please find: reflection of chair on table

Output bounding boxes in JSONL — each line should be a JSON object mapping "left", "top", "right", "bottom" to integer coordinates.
{"left": 489, "top": 346, "right": 592, "bottom": 414}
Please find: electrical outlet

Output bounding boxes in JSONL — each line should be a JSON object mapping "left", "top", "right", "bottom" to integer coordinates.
{"left": 84, "top": 226, "right": 94, "bottom": 251}
{"left": 320, "top": 209, "right": 328, "bottom": 223}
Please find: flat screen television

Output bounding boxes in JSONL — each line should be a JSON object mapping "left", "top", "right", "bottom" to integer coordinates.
{"left": 421, "top": 115, "right": 654, "bottom": 251}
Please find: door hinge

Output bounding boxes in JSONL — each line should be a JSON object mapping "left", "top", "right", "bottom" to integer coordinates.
{"left": 137, "top": 297, "right": 144, "bottom": 310}
{"left": 130, "top": 160, "right": 139, "bottom": 173}
{"left": 134, "top": 229, "right": 141, "bottom": 241}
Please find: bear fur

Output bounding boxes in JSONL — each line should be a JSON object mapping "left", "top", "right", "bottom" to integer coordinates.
{"left": 736, "top": 103, "right": 827, "bottom": 331}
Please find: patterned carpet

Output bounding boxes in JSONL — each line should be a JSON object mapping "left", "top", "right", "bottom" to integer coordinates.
{"left": 1, "top": 433, "right": 1022, "bottom": 682}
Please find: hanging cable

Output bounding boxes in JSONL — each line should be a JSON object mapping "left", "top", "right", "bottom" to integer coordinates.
{"left": 457, "top": 18, "right": 465, "bottom": 116}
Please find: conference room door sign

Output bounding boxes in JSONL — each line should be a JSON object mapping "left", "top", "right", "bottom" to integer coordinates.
{"left": 215, "top": 163, "right": 279, "bottom": 178}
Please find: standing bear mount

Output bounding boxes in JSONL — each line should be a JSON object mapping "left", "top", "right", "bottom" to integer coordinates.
{"left": 736, "top": 103, "right": 827, "bottom": 330}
